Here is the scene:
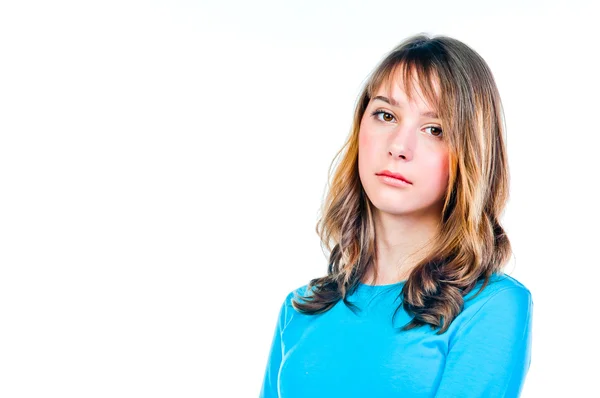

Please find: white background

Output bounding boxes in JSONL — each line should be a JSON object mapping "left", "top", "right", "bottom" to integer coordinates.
{"left": 1, "top": 1, "right": 598, "bottom": 397}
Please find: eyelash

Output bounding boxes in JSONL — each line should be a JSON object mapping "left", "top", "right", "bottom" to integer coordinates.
{"left": 370, "top": 109, "right": 444, "bottom": 138}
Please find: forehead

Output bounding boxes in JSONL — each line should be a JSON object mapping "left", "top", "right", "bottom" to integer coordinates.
{"left": 372, "top": 64, "right": 441, "bottom": 110}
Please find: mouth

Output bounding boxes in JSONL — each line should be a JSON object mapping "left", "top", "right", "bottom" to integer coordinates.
{"left": 376, "top": 170, "right": 412, "bottom": 184}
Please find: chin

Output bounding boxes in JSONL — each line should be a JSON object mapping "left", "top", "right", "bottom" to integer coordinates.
{"left": 370, "top": 197, "right": 442, "bottom": 218}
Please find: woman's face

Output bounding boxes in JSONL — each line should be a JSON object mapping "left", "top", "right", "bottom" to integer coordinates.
{"left": 358, "top": 72, "right": 450, "bottom": 219}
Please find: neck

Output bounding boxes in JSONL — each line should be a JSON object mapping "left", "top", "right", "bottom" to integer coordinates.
{"left": 362, "top": 208, "right": 441, "bottom": 285}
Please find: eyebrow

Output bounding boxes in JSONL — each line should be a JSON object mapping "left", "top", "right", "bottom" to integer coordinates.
{"left": 372, "top": 95, "right": 439, "bottom": 119}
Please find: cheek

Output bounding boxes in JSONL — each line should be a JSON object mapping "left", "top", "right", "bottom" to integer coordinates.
{"left": 421, "top": 149, "right": 449, "bottom": 190}
{"left": 436, "top": 152, "right": 450, "bottom": 190}
{"left": 358, "top": 126, "right": 373, "bottom": 161}
{"left": 358, "top": 121, "right": 369, "bottom": 148}
{"left": 358, "top": 120, "right": 381, "bottom": 156}
{"left": 358, "top": 127, "right": 377, "bottom": 183}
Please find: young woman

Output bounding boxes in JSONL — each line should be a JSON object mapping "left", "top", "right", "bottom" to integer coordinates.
{"left": 260, "top": 33, "right": 533, "bottom": 398}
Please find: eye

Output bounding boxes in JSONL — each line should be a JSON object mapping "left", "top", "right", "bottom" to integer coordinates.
{"left": 371, "top": 110, "right": 396, "bottom": 123}
{"left": 371, "top": 108, "right": 444, "bottom": 138}
{"left": 424, "top": 126, "right": 443, "bottom": 138}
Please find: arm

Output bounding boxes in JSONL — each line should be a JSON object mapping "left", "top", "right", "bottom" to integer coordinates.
{"left": 259, "top": 294, "right": 289, "bottom": 398}
{"left": 434, "top": 287, "right": 533, "bottom": 398}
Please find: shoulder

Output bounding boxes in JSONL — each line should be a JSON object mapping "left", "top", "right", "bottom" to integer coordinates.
{"left": 464, "top": 272, "right": 532, "bottom": 305}
{"left": 282, "top": 283, "right": 312, "bottom": 306}
{"left": 487, "top": 271, "right": 531, "bottom": 293}
{"left": 451, "top": 272, "right": 533, "bottom": 339}
{"left": 274, "top": 283, "right": 312, "bottom": 330}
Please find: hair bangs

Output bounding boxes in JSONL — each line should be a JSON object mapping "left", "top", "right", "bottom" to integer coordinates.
{"left": 367, "top": 54, "right": 443, "bottom": 122}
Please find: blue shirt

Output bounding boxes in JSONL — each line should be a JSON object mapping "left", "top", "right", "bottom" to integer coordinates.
{"left": 260, "top": 272, "right": 533, "bottom": 397}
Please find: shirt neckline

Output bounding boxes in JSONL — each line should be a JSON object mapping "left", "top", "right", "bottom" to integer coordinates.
{"left": 357, "top": 279, "right": 407, "bottom": 289}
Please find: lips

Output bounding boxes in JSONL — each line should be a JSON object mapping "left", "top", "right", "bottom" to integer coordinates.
{"left": 376, "top": 170, "right": 412, "bottom": 184}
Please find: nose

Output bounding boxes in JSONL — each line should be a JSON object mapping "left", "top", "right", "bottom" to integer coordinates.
{"left": 388, "top": 124, "right": 415, "bottom": 161}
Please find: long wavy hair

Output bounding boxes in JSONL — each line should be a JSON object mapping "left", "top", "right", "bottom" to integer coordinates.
{"left": 292, "top": 33, "right": 513, "bottom": 335}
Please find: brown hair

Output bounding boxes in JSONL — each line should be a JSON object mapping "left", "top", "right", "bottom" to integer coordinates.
{"left": 292, "top": 33, "right": 512, "bottom": 335}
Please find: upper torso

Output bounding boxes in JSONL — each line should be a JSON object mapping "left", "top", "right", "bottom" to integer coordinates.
{"left": 265, "top": 272, "right": 532, "bottom": 397}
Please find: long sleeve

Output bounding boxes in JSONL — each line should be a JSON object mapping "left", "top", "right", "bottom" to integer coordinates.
{"left": 259, "top": 295, "right": 288, "bottom": 398}
{"left": 434, "top": 286, "right": 533, "bottom": 397}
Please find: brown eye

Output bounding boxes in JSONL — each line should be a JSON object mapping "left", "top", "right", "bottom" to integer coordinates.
{"left": 424, "top": 126, "right": 443, "bottom": 138}
{"left": 371, "top": 110, "right": 396, "bottom": 123}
